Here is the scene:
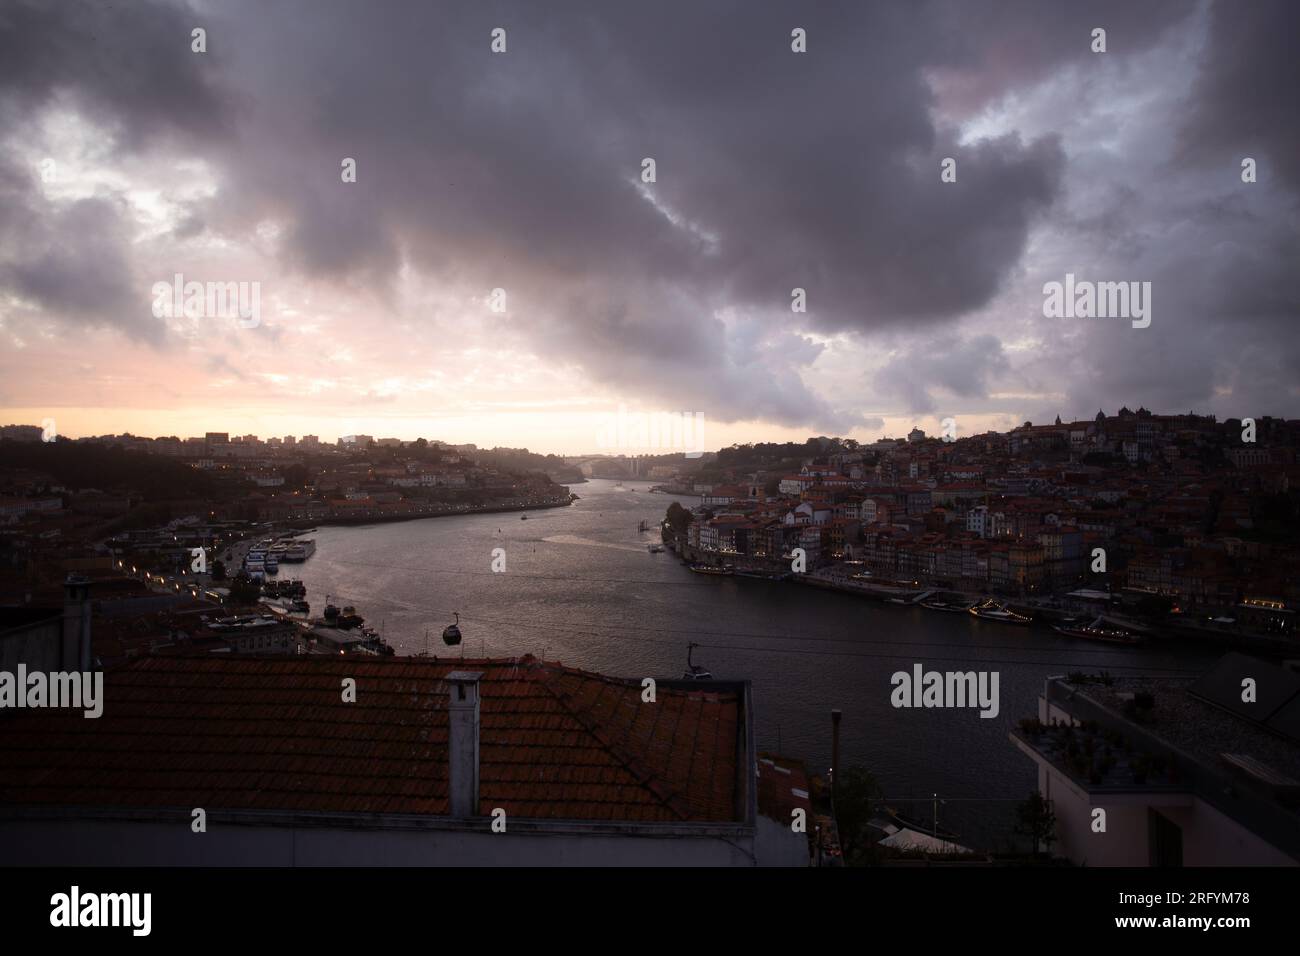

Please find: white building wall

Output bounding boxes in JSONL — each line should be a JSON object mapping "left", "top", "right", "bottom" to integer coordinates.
{"left": 1038, "top": 764, "right": 1159, "bottom": 866}
{"left": 1160, "top": 801, "right": 1297, "bottom": 867}
{"left": 755, "top": 816, "right": 809, "bottom": 868}
{"left": 1032, "top": 698, "right": 1298, "bottom": 867}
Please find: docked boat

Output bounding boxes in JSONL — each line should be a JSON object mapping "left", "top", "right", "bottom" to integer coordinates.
{"left": 354, "top": 636, "right": 396, "bottom": 656}
{"left": 270, "top": 580, "right": 305, "bottom": 598}
{"left": 337, "top": 606, "right": 364, "bottom": 629}
{"left": 735, "top": 569, "right": 793, "bottom": 581}
{"left": 281, "top": 539, "right": 315, "bottom": 562}
{"left": 690, "top": 564, "right": 734, "bottom": 576}
{"left": 1052, "top": 617, "right": 1145, "bottom": 645}
{"left": 969, "top": 599, "right": 1032, "bottom": 625}
{"left": 291, "top": 599, "right": 310, "bottom": 613}
{"left": 263, "top": 552, "right": 279, "bottom": 574}
{"left": 920, "top": 600, "right": 975, "bottom": 613}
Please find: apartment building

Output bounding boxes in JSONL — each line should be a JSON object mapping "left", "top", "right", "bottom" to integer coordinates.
{"left": 1011, "top": 655, "right": 1300, "bottom": 866}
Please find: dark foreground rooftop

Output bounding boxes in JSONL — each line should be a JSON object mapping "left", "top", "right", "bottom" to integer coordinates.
{"left": 0, "top": 655, "right": 743, "bottom": 823}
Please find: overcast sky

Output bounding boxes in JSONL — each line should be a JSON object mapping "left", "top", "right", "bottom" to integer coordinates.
{"left": 1, "top": 0, "right": 1296, "bottom": 453}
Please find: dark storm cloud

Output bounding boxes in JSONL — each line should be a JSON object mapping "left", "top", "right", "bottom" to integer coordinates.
{"left": 169, "top": 0, "right": 1084, "bottom": 428}
{"left": 2, "top": 0, "right": 1296, "bottom": 428}
{"left": 1030, "top": 181, "right": 1300, "bottom": 424}
{"left": 875, "top": 334, "right": 1011, "bottom": 415}
{"left": 1177, "top": 0, "right": 1300, "bottom": 191}
{"left": 0, "top": 0, "right": 229, "bottom": 148}
{"left": 1032, "top": 0, "right": 1300, "bottom": 423}
{"left": 922, "top": 0, "right": 1193, "bottom": 115}
{"left": 0, "top": 0, "right": 229, "bottom": 341}
{"left": 0, "top": 155, "right": 155, "bottom": 341}
{"left": 287, "top": 1, "right": 1066, "bottom": 329}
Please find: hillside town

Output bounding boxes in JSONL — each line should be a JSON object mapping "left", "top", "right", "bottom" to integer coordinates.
{"left": 0, "top": 429, "right": 574, "bottom": 615}
{"left": 654, "top": 408, "right": 1298, "bottom": 647}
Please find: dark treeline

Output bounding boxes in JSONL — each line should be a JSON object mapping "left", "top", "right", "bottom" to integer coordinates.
{"left": 0, "top": 440, "right": 216, "bottom": 501}
{"left": 696, "top": 438, "right": 868, "bottom": 485}
{"left": 473, "top": 446, "right": 582, "bottom": 480}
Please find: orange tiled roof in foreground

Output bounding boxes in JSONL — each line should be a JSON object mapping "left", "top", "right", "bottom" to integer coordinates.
{"left": 0, "top": 655, "right": 742, "bottom": 823}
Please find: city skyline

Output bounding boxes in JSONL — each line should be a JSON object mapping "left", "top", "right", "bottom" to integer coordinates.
{"left": 1, "top": 400, "right": 1263, "bottom": 459}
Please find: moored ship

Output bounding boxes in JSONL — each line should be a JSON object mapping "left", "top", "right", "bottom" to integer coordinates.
{"left": 280, "top": 539, "right": 316, "bottom": 562}
{"left": 1052, "top": 616, "right": 1145, "bottom": 645}
{"left": 920, "top": 599, "right": 975, "bottom": 613}
{"left": 968, "top": 599, "right": 1032, "bottom": 626}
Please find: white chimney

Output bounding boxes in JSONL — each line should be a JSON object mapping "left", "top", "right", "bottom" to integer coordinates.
{"left": 447, "top": 671, "right": 482, "bottom": 818}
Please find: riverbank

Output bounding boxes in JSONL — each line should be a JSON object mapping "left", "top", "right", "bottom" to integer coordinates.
{"left": 670, "top": 538, "right": 1297, "bottom": 656}
{"left": 285, "top": 497, "right": 573, "bottom": 529}
{"left": 650, "top": 484, "right": 696, "bottom": 496}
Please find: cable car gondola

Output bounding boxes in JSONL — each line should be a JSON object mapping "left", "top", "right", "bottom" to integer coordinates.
{"left": 682, "top": 642, "right": 712, "bottom": 680}
{"left": 442, "top": 612, "right": 462, "bottom": 647}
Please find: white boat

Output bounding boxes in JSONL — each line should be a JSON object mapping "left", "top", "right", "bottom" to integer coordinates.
{"left": 968, "top": 599, "right": 1032, "bottom": 626}
{"left": 281, "top": 539, "right": 316, "bottom": 562}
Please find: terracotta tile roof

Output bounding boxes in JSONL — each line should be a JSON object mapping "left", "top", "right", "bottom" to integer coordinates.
{"left": 0, "top": 655, "right": 742, "bottom": 823}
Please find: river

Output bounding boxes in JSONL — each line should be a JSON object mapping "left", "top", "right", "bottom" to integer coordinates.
{"left": 290, "top": 478, "right": 1217, "bottom": 850}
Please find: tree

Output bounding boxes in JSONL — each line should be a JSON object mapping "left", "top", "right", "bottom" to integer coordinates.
{"left": 1014, "top": 791, "right": 1057, "bottom": 857}
{"left": 834, "top": 766, "right": 882, "bottom": 864}
{"left": 278, "top": 463, "right": 310, "bottom": 490}
{"left": 227, "top": 573, "right": 262, "bottom": 606}
{"left": 664, "top": 501, "right": 694, "bottom": 536}
{"left": 1134, "top": 593, "right": 1172, "bottom": 620}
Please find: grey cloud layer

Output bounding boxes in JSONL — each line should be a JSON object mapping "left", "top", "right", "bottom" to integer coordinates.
{"left": 2, "top": 0, "right": 1297, "bottom": 428}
